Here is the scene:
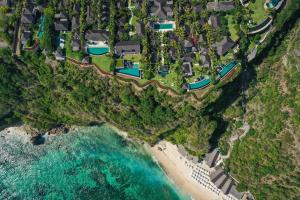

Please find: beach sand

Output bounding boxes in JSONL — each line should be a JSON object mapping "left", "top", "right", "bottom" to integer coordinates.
{"left": 149, "top": 141, "right": 220, "bottom": 200}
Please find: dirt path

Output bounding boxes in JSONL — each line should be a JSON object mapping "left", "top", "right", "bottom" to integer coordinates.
{"left": 221, "top": 122, "right": 250, "bottom": 160}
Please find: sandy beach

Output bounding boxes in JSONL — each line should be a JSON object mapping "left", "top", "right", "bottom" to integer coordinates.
{"left": 149, "top": 141, "right": 220, "bottom": 200}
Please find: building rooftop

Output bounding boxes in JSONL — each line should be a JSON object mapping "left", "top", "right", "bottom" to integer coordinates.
{"left": 221, "top": 178, "right": 233, "bottom": 194}
{"left": 204, "top": 148, "right": 220, "bottom": 168}
{"left": 182, "top": 62, "right": 193, "bottom": 77}
{"left": 150, "top": 0, "right": 174, "bottom": 21}
{"left": 216, "top": 36, "right": 235, "bottom": 56}
{"left": 229, "top": 185, "right": 244, "bottom": 199}
{"left": 209, "top": 166, "right": 224, "bottom": 182}
{"left": 115, "top": 41, "right": 141, "bottom": 55}
{"left": 71, "top": 16, "right": 80, "bottom": 31}
{"left": 0, "top": 0, "right": 11, "bottom": 7}
{"left": 136, "top": 21, "right": 145, "bottom": 36}
{"left": 85, "top": 30, "right": 109, "bottom": 42}
{"left": 55, "top": 20, "right": 69, "bottom": 31}
{"left": 21, "top": 14, "right": 34, "bottom": 24}
{"left": 207, "top": 1, "right": 235, "bottom": 11}
{"left": 209, "top": 15, "right": 221, "bottom": 28}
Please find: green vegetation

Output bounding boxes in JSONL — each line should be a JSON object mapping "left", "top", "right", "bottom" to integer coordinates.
{"left": 153, "top": 68, "right": 182, "bottom": 91}
{"left": 218, "top": 15, "right": 300, "bottom": 199}
{"left": 123, "top": 54, "right": 142, "bottom": 62}
{"left": 0, "top": 49, "right": 216, "bottom": 158}
{"left": 65, "top": 33, "right": 83, "bottom": 61}
{"left": 1, "top": 1, "right": 300, "bottom": 199}
{"left": 91, "top": 55, "right": 113, "bottom": 72}
{"left": 248, "top": 0, "right": 269, "bottom": 25}
{"left": 226, "top": 15, "right": 239, "bottom": 41}
{"left": 40, "top": 7, "right": 56, "bottom": 52}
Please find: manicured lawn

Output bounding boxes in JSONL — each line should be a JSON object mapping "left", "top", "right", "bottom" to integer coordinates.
{"left": 227, "top": 15, "right": 239, "bottom": 41}
{"left": 116, "top": 59, "right": 124, "bottom": 68}
{"left": 91, "top": 55, "right": 113, "bottom": 72}
{"left": 248, "top": 0, "right": 269, "bottom": 25}
{"left": 123, "top": 54, "right": 142, "bottom": 62}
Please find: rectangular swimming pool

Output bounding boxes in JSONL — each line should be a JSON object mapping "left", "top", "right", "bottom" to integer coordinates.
{"left": 37, "top": 16, "right": 45, "bottom": 39}
{"left": 153, "top": 23, "right": 174, "bottom": 30}
{"left": 115, "top": 68, "right": 141, "bottom": 78}
{"left": 87, "top": 47, "right": 109, "bottom": 55}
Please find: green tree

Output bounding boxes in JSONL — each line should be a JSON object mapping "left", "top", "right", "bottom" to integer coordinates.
{"left": 40, "top": 6, "right": 56, "bottom": 52}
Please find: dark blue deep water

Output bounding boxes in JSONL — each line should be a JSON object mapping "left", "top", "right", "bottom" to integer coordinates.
{"left": 0, "top": 125, "right": 189, "bottom": 200}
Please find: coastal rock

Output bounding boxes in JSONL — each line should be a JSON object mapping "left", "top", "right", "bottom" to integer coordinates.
{"left": 47, "top": 126, "right": 69, "bottom": 135}
{"left": 30, "top": 134, "right": 45, "bottom": 145}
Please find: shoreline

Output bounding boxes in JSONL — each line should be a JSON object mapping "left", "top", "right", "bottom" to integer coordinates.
{"left": 1, "top": 124, "right": 217, "bottom": 200}
{"left": 147, "top": 142, "right": 219, "bottom": 200}
{"left": 105, "top": 125, "right": 218, "bottom": 200}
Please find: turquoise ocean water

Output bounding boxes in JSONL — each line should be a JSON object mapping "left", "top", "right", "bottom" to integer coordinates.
{"left": 0, "top": 125, "right": 190, "bottom": 200}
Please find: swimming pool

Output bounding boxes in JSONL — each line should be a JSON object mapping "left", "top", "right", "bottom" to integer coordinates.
{"left": 219, "top": 60, "right": 238, "bottom": 78}
{"left": 267, "top": 0, "right": 281, "bottom": 8}
{"left": 87, "top": 47, "right": 109, "bottom": 55}
{"left": 153, "top": 23, "right": 174, "bottom": 30}
{"left": 115, "top": 68, "right": 141, "bottom": 78}
{"left": 189, "top": 78, "right": 211, "bottom": 90}
{"left": 37, "top": 16, "right": 45, "bottom": 39}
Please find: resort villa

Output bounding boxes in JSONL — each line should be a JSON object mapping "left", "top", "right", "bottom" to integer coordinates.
{"left": 150, "top": 0, "right": 176, "bottom": 31}
{"left": 85, "top": 30, "right": 110, "bottom": 55}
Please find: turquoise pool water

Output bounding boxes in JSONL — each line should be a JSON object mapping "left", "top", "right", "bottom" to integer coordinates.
{"left": 116, "top": 67, "right": 141, "bottom": 78}
{"left": 87, "top": 47, "right": 109, "bottom": 55}
{"left": 187, "top": 60, "right": 237, "bottom": 90}
{"left": 0, "top": 125, "right": 190, "bottom": 200}
{"left": 267, "top": 0, "right": 281, "bottom": 8}
{"left": 219, "top": 60, "right": 238, "bottom": 78}
{"left": 37, "top": 16, "right": 45, "bottom": 39}
{"left": 153, "top": 23, "right": 174, "bottom": 30}
{"left": 189, "top": 78, "right": 211, "bottom": 90}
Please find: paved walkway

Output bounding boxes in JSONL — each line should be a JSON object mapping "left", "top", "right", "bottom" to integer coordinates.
{"left": 128, "top": 0, "right": 135, "bottom": 36}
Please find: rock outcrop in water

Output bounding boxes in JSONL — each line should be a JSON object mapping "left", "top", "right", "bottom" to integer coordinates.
{"left": 30, "top": 134, "right": 45, "bottom": 145}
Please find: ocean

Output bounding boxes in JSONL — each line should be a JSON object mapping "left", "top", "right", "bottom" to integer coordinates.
{"left": 0, "top": 125, "right": 190, "bottom": 200}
